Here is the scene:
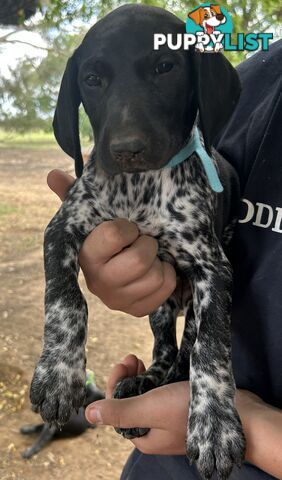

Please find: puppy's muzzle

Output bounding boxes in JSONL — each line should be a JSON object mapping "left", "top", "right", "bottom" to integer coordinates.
{"left": 110, "top": 137, "right": 146, "bottom": 169}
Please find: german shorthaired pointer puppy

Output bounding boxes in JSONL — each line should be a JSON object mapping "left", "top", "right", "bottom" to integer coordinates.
{"left": 30, "top": 5, "right": 245, "bottom": 479}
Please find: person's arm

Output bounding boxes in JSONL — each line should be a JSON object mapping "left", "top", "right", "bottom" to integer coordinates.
{"left": 236, "top": 390, "right": 282, "bottom": 478}
{"left": 85, "top": 354, "right": 282, "bottom": 480}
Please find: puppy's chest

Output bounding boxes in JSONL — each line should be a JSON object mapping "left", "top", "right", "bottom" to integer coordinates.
{"left": 92, "top": 168, "right": 195, "bottom": 237}
{"left": 74, "top": 156, "right": 215, "bottom": 264}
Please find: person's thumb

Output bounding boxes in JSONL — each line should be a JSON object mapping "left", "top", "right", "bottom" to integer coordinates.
{"left": 47, "top": 169, "right": 75, "bottom": 201}
{"left": 85, "top": 391, "right": 167, "bottom": 430}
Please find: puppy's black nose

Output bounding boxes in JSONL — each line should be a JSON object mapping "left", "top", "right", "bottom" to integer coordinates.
{"left": 110, "top": 138, "right": 145, "bottom": 164}
{"left": 216, "top": 13, "right": 224, "bottom": 20}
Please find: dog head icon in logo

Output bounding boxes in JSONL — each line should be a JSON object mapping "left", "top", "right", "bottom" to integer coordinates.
{"left": 189, "top": 5, "right": 226, "bottom": 35}
{"left": 187, "top": 3, "right": 233, "bottom": 52}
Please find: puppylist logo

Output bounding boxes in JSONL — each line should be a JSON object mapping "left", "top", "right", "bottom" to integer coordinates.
{"left": 187, "top": 3, "right": 232, "bottom": 52}
{"left": 154, "top": 3, "right": 273, "bottom": 53}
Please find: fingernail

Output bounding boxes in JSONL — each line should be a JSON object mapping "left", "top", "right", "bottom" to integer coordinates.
{"left": 87, "top": 406, "right": 103, "bottom": 424}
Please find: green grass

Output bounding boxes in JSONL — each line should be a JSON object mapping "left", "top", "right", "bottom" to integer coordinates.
{"left": 0, "top": 130, "right": 57, "bottom": 149}
{"left": 0, "top": 130, "right": 92, "bottom": 150}
{"left": 0, "top": 203, "right": 19, "bottom": 218}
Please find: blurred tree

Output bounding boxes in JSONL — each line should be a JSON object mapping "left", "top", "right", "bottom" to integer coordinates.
{"left": 0, "top": 0, "right": 280, "bottom": 132}
{"left": 0, "top": 0, "right": 280, "bottom": 40}
{"left": 0, "top": 29, "right": 93, "bottom": 137}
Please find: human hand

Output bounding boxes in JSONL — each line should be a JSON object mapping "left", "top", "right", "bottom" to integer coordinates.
{"left": 86, "top": 354, "right": 282, "bottom": 478}
{"left": 47, "top": 169, "right": 176, "bottom": 316}
{"left": 85, "top": 353, "right": 189, "bottom": 455}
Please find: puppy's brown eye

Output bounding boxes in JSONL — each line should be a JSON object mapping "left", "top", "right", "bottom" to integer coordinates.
{"left": 155, "top": 62, "right": 173, "bottom": 75}
{"left": 85, "top": 74, "right": 102, "bottom": 87}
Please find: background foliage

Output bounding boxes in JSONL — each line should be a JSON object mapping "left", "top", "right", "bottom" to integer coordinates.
{"left": 0, "top": 0, "right": 280, "bottom": 134}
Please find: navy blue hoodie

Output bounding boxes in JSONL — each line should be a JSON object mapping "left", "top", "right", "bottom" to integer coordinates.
{"left": 217, "top": 40, "right": 282, "bottom": 410}
{"left": 121, "top": 41, "right": 282, "bottom": 480}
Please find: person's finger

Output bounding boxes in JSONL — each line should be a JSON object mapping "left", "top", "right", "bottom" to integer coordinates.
{"left": 121, "top": 353, "right": 140, "bottom": 375}
{"left": 106, "top": 363, "right": 128, "bottom": 399}
{"left": 79, "top": 219, "right": 139, "bottom": 269}
{"left": 131, "top": 428, "right": 186, "bottom": 455}
{"left": 85, "top": 395, "right": 155, "bottom": 429}
{"left": 97, "top": 258, "right": 166, "bottom": 310}
{"left": 106, "top": 356, "right": 146, "bottom": 398}
{"left": 125, "top": 262, "right": 176, "bottom": 317}
{"left": 47, "top": 169, "right": 75, "bottom": 201}
{"left": 137, "top": 358, "right": 146, "bottom": 375}
{"left": 98, "top": 261, "right": 176, "bottom": 316}
{"left": 106, "top": 354, "right": 140, "bottom": 398}
{"left": 99, "top": 235, "right": 158, "bottom": 287}
{"left": 85, "top": 383, "right": 186, "bottom": 430}
{"left": 112, "top": 258, "right": 166, "bottom": 301}
{"left": 87, "top": 261, "right": 174, "bottom": 314}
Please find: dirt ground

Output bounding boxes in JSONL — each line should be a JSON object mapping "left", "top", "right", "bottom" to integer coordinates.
{"left": 0, "top": 145, "right": 157, "bottom": 480}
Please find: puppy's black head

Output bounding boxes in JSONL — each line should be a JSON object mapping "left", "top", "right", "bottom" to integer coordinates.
{"left": 53, "top": 4, "right": 240, "bottom": 177}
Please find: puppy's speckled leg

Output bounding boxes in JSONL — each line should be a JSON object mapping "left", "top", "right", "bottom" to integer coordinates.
{"left": 187, "top": 251, "right": 246, "bottom": 480}
{"left": 113, "top": 295, "right": 179, "bottom": 438}
{"left": 30, "top": 179, "right": 100, "bottom": 426}
{"left": 165, "top": 297, "right": 197, "bottom": 384}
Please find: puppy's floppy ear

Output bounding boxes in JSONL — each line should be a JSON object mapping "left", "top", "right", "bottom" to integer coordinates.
{"left": 191, "top": 52, "right": 241, "bottom": 154}
{"left": 53, "top": 53, "right": 83, "bottom": 177}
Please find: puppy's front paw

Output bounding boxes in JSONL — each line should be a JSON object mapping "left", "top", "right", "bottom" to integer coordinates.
{"left": 30, "top": 356, "right": 86, "bottom": 426}
{"left": 113, "top": 375, "right": 155, "bottom": 439}
{"left": 187, "top": 405, "right": 245, "bottom": 480}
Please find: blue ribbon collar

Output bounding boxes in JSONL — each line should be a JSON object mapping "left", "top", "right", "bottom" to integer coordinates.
{"left": 165, "top": 127, "right": 223, "bottom": 193}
